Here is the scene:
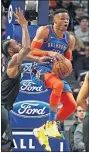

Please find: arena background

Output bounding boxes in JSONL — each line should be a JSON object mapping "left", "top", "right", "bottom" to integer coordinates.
{"left": 1, "top": 0, "right": 89, "bottom": 152}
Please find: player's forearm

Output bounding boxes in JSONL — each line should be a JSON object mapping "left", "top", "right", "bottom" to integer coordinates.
{"left": 64, "top": 50, "right": 72, "bottom": 60}
{"left": 25, "top": 54, "right": 41, "bottom": 62}
{"left": 22, "top": 25, "right": 30, "bottom": 48}
{"left": 31, "top": 40, "right": 43, "bottom": 49}
{"left": 30, "top": 49, "right": 48, "bottom": 57}
{"left": 17, "top": 46, "right": 31, "bottom": 64}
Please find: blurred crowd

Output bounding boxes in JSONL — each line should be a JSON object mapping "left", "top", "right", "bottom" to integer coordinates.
{"left": 1, "top": 0, "right": 89, "bottom": 151}
{"left": 69, "top": 105, "right": 86, "bottom": 151}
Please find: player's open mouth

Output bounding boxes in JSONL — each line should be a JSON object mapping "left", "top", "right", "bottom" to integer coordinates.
{"left": 64, "top": 24, "right": 68, "bottom": 27}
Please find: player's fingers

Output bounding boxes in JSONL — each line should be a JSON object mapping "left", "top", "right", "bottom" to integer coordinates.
{"left": 15, "top": 19, "right": 19, "bottom": 24}
{"left": 15, "top": 8, "right": 18, "bottom": 14}
{"left": 13, "top": 12, "right": 18, "bottom": 19}
{"left": 21, "top": 10, "right": 24, "bottom": 15}
{"left": 18, "top": 7, "right": 21, "bottom": 13}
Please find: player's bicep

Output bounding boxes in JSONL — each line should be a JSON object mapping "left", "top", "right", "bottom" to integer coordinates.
{"left": 31, "top": 26, "right": 49, "bottom": 49}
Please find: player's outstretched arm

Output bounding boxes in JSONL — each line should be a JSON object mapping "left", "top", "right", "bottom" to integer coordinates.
{"left": 31, "top": 26, "right": 49, "bottom": 49}
{"left": 7, "top": 8, "right": 31, "bottom": 78}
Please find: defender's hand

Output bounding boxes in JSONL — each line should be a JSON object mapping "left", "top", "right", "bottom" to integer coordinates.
{"left": 14, "top": 8, "right": 28, "bottom": 27}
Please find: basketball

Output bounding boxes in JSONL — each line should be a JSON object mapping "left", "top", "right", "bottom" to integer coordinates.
{"left": 52, "top": 58, "right": 72, "bottom": 78}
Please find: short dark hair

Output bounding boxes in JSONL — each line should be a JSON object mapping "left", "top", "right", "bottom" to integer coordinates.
{"left": 79, "top": 16, "right": 89, "bottom": 22}
{"left": 2, "top": 39, "right": 11, "bottom": 57}
{"left": 54, "top": 8, "right": 68, "bottom": 16}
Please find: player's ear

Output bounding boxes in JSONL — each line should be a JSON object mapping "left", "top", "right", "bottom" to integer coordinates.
{"left": 53, "top": 16, "right": 57, "bottom": 24}
{"left": 53, "top": 18, "right": 55, "bottom": 24}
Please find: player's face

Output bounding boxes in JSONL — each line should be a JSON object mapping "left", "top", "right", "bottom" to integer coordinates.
{"left": 54, "top": 13, "right": 69, "bottom": 31}
{"left": 10, "top": 39, "right": 22, "bottom": 54}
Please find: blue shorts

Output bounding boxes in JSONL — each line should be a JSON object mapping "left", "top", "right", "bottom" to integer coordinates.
{"left": 31, "top": 72, "right": 72, "bottom": 92}
{"left": 62, "top": 80, "right": 72, "bottom": 92}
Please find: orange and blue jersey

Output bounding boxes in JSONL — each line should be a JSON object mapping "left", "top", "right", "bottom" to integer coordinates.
{"left": 41, "top": 25, "right": 68, "bottom": 54}
{"left": 33, "top": 25, "right": 71, "bottom": 92}
{"left": 34, "top": 25, "right": 69, "bottom": 74}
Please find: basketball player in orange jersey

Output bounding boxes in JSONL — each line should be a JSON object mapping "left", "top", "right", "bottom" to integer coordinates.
{"left": 30, "top": 9, "right": 77, "bottom": 151}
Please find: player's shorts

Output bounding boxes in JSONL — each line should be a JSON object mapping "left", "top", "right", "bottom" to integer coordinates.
{"left": 44, "top": 72, "right": 72, "bottom": 92}
{"left": 62, "top": 79, "right": 72, "bottom": 92}
{"left": 1, "top": 105, "right": 14, "bottom": 151}
{"left": 31, "top": 71, "right": 72, "bottom": 92}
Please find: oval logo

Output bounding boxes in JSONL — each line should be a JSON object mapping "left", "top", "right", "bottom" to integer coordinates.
{"left": 20, "top": 80, "right": 47, "bottom": 94}
{"left": 11, "top": 101, "right": 50, "bottom": 118}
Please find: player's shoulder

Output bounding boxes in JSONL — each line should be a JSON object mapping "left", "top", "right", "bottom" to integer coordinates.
{"left": 35, "top": 25, "right": 50, "bottom": 40}
{"left": 36, "top": 25, "right": 49, "bottom": 34}
{"left": 68, "top": 32, "right": 75, "bottom": 41}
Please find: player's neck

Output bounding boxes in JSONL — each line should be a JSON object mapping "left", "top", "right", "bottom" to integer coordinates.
{"left": 53, "top": 25, "right": 64, "bottom": 38}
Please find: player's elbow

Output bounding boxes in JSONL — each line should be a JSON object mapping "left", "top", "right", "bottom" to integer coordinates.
{"left": 77, "top": 99, "right": 81, "bottom": 106}
{"left": 77, "top": 96, "right": 84, "bottom": 106}
{"left": 25, "top": 46, "right": 31, "bottom": 53}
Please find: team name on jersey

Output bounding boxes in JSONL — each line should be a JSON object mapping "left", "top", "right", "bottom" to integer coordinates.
{"left": 48, "top": 42, "right": 67, "bottom": 51}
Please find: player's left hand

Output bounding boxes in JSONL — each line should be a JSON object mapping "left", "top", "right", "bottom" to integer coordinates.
{"left": 14, "top": 8, "right": 28, "bottom": 27}
{"left": 54, "top": 53, "right": 65, "bottom": 62}
{"left": 48, "top": 51, "right": 65, "bottom": 61}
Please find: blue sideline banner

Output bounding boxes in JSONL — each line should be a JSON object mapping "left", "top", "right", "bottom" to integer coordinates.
{"left": 12, "top": 130, "right": 70, "bottom": 152}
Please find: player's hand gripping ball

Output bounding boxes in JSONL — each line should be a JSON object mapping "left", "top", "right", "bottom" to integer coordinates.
{"left": 52, "top": 55, "right": 72, "bottom": 78}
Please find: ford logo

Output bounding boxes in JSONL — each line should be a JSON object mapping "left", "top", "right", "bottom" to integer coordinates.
{"left": 20, "top": 80, "right": 47, "bottom": 94}
{"left": 11, "top": 101, "right": 50, "bottom": 118}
